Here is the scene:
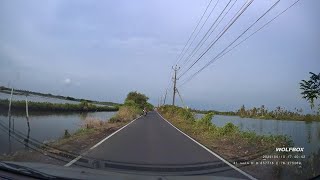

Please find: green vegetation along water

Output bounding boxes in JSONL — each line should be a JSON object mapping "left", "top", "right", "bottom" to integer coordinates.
{"left": 0, "top": 86, "right": 119, "bottom": 106}
{"left": 0, "top": 99, "right": 118, "bottom": 112}
{"left": 192, "top": 105, "right": 320, "bottom": 121}
{"left": 109, "top": 91, "right": 153, "bottom": 122}
{"left": 160, "top": 105, "right": 320, "bottom": 179}
{"left": 159, "top": 105, "right": 291, "bottom": 157}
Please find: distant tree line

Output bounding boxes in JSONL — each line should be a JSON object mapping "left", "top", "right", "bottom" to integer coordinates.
{"left": 0, "top": 86, "right": 119, "bottom": 106}
{"left": 235, "top": 105, "right": 319, "bottom": 121}
{"left": 190, "top": 109, "right": 236, "bottom": 116}
{"left": 191, "top": 72, "right": 320, "bottom": 121}
{"left": 0, "top": 99, "right": 118, "bottom": 112}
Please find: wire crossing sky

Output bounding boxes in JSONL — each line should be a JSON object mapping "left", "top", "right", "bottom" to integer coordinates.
{"left": 176, "top": 0, "right": 303, "bottom": 87}
{"left": 0, "top": 0, "right": 319, "bottom": 113}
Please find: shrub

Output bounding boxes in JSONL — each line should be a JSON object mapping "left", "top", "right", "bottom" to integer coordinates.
{"left": 64, "top": 129, "right": 71, "bottom": 138}
{"left": 197, "top": 112, "right": 214, "bottom": 126}
{"left": 219, "top": 122, "right": 239, "bottom": 135}
{"left": 109, "top": 105, "right": 141, "bottom": 123}
{"left": 125, "top": 91, "right": 149, "bottom": 109}
{"left": 83, "top": 117, "right": 105, "bottom": 129}
{"left": 159, "top": 105, "right": 195, "bottom": 122}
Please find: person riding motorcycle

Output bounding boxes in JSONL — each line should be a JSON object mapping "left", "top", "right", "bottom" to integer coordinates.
{"left": 143, "top": 107, "right": 147, "bottom": 116}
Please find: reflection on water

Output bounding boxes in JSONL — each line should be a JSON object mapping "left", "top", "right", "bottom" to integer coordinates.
{"left": 80, "top": 112, "right": 88, "bottom": 121}
{"left": 0, "top": 111, "right": 116, "bottom": 155}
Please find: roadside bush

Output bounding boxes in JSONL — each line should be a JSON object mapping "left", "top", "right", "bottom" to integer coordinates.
{"left": 123, "top": 100, "right": 138, "bottom": 107}
{"left": 145, "top": 102, "right": 154, "bottom": 111}
{"left": 125, "top": 91, "right": 149, "bottom": 109}
{"left": 83, "top": 117, "right": 105, "bottom": 129}
{"left": 110, "top": 91, "right": 153, "bottom": 123}
{"left": 159, "top": 105, "right": 195, "bottom": 122}
{"left": 109, "top": 105, "right": 141, "bottom": 123}
{"left": 219, "top": 122, "right": 239, "bottom": 135}
{"left": 196, "top": 112, "right": 214, "bottom": 126}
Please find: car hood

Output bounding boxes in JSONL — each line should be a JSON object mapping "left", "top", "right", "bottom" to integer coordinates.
{"left": 2, "top": 161, "right": 246, "bottom": 180}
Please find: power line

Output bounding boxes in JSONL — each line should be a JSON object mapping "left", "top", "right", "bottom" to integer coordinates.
{"left": 167, "top": 0, "right": 215, "bottom": 106}
{"left": 175, "top": 0, "right": 214, "bottom": 65}
{"left": 176, "top": 88, "right": 186, "bottom": 107}
{"left": 176, "top": 0, "right": 221, "bottom": 66}
{"left": 163, "top": 70, "right": 174, "bottom": 105}
{"left": 178, "top": 0, "right": 254, "bottom": 79}
{"left": 179, "top": 0, "right": 237, "bottom": 70}
{"left": 163, "top": 79, "right": 173, "bottom": 105}
{"left": 179, "top": 0, "right": 303, "bottom": 87}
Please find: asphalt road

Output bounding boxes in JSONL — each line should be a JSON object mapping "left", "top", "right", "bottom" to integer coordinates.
{"left": 71, "top": 111, "right": 252, "bottom": 179}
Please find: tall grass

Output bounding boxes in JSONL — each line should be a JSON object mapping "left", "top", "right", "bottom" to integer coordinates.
{"left": 82, "top": 117, "right": 106, "bottom": 129}
{"left": 109, "top": 105, "right": 141, "bottom": 123}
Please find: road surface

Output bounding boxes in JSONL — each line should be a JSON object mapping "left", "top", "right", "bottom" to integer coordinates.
{"left": 67, "top": 111, "right": 253, "bottom": 179}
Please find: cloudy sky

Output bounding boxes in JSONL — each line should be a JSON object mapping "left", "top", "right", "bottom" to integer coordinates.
{"left": 0, "top": 0, "right": 319, "bottom": 112}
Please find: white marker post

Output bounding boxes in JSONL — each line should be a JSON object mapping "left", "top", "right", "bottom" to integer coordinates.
{"left": 25, "top": 95, "right": 30, "bottom": 130}
{"left": 8, "top": 88, "right": 13, "bottom": 117}
{"left": 25, "top": 95, "right": 29, "bottom": 118}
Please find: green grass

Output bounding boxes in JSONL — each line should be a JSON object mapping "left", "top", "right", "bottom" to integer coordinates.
{"left": 0, "top": 99, "right": 118, "bottom": 112}
{"left": 159, "top": 105, "right": 292, "bottom": 160}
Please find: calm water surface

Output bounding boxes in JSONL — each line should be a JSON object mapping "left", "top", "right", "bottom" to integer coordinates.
{"left": 0, "top": 92, "right": 116, "bottom": 155}
{"left": 0, "top": 111, "right": 116, "bottom": 155}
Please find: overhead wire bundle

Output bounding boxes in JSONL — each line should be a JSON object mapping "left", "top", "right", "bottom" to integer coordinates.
{"left": 176, "top": 0, "right": 304, "bottom": 87}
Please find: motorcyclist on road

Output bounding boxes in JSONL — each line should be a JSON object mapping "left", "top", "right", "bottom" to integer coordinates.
{"left": 143, "top": 107, "right": 147, "bottom": 116}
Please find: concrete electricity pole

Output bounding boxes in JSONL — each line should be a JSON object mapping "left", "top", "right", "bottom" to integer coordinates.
{"left": 172, "top": 65, "right": 180, "bottom": 106}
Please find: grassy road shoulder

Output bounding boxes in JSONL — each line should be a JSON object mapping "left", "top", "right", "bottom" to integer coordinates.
{"left": 158, "top": 105, "right": 303, "bottom": 179}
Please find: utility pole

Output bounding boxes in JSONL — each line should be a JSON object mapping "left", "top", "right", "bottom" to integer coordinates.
{"left": 163, "top": 89, "right": 168, "bottom": 105}
{"left": 172, "top": 65, "right": 180, "bottom": 106}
